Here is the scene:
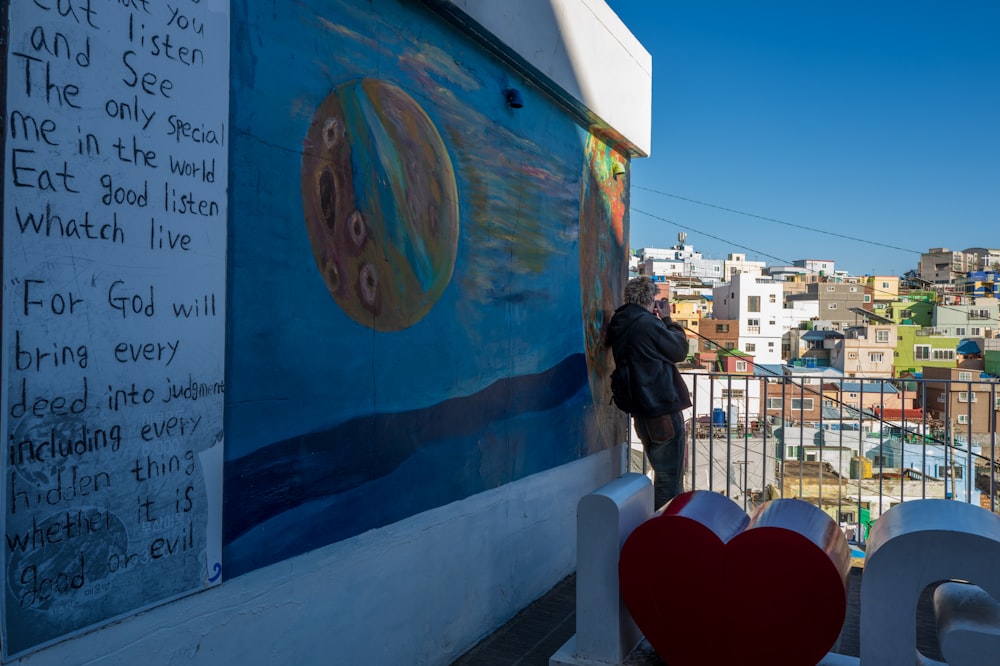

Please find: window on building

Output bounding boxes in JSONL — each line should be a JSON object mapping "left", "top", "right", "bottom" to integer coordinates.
{"left": 876, "top": 330, "right": 890, "bottom": 342}
{"left": 734, "top": 360, "right": 748, "bottom": 372}
{"left": 850, "top": 286, "right": 858, "bottom": 293}
{"left": 864, "top": 295, "right": 872, "bottom": 303}
{"left": 957, "top": 414, "right": 969, "bottom": 424}
{"left": 725, "top": 343, "right": 736, "bottom": 350}
{"left": 791, "top": 398, "right": 814, "bottom": 410}
{"left": 848, "top": 352, "right": 857, "bottom": 359}
{"left": 767, "top": 398, "right": 783, "bottom": 409}
{"left": 955, "top": 327, "right": 966, "bottom": 336}
{"left": 748, "top": 295, "right": 760, "bottom": 312}
{"left": 828, "top": 303, "right": 838, "bottom": 309}
{"left": 881, "top": 282, "right": 890, "bottom": 289}
{"left": 958, "top": 371, "right": 973, "bottom": 381}
{"left": 971, "top": 327, "right": 982, "bottom": 336}
{"left": 745, "top": 343, "right": 756, "bottom": 352}
{"left": 914, "top": 345, "right": 931, "bottom": 360}
{"left": 716, "top": 323, "right": 730, "bottom": 333}
{"left": 768, "top": 341, "right": 775, "bottom": 348}
{"left": 769, "top": 294, "right": 777, "bottom": 303}
{"left": 748, "top": 318, "right": 760, "bottom": 327}
{"left": 869, "top": 352, "right": 884, "bottom": 363}
{"left": 933, "top": 349, "right": 955, "bottom": 360}
{"left": 958, "top": 392, "right": 977, "bottom": 403}
{"left": 827, "top": 286, "right": 836, "bottom": 292}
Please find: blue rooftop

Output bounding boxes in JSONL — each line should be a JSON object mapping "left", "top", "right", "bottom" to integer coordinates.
{"left": 840, "top": 382, "right": 899, "bottom": 394}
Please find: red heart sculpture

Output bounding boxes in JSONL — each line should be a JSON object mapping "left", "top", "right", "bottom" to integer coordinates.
{"left": 619, "top": 491, "right": 851, "bottom": 666}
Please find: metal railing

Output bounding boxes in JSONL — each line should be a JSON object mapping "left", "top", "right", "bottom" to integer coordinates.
{"left": 628, "top": 371, "right": 1000, "bottom": 546}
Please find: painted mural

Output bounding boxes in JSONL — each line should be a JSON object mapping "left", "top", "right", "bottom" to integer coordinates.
{"left": 300, "top": 79, "right": 460, "bottom": 331}
{"left": 224, "top": 0, "right": 628, "bottom": 575}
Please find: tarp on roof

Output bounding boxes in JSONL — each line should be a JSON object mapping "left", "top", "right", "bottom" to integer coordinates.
{"left": 841, "top": 382, "right": 898, "bottom": 394}
{"left": 957, "top": 339, "right": 982, "bottom": 354}
{"left": 821, "top": 406, "right": 843, "bottom": 420}
{"left": 754, "top": 364, "right": 784, "bottom": 378}
{"left": 803, "top": 330, "right": 844, "bottom": 341}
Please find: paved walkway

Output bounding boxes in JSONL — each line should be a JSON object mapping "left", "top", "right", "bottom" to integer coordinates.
{"left": 451, "top": 568, "right": 943, "bottom": 665}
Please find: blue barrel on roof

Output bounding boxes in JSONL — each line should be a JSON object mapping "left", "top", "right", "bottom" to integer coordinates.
{"left": 712, "top": 408, "right": 726, "bottom": 426}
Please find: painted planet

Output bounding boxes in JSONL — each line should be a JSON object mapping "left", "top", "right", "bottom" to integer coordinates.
{"left": 301, "top": 78, "right": 459, "bottom": 331}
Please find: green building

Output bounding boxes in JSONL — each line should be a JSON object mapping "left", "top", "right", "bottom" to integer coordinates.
{"left": 873, "top": 295, "right": 935, "bottom": 327}
{"left": 894, "top": 325, "right": 960, "bottom": 377}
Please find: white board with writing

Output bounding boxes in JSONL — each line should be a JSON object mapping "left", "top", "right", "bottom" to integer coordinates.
{"left": 1, "top": 0, "right": 228, "bottom": 657}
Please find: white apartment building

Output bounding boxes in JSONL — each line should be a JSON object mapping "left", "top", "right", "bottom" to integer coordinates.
{"left": 637, "top": 244, "right": 725, "bottom": 284}
{"left": 723, "top": 253, "right": 766, "bottom": 280}
{"left": 712, "top": 274, "right": 784, "bottom": 364}
{"left": 642, "top": 257, "right": 685, "bottom": 278}
{"left": 793, "top": 258, "right": 836, "bottom": 279}
{"left": 781, "top": 300, "right": 820, "bottom": 330}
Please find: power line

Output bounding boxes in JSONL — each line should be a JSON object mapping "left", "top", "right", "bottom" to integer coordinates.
{"left": 631, "top": 206, "right": 993, "bottom": 320}
{"left": 632, "top": 207, "right": 793, "bottom": 265}
{"left": 633, "top": 186, "right": 923, "bottom": 255}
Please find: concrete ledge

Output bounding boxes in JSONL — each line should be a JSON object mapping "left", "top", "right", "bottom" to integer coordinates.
{"left": 550, "top": 473, "right": 652, "bottom": 666}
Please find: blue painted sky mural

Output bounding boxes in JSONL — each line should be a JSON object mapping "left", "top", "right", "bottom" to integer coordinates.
{"left": 224, "top": 0, "right": 627, "bottom": 575}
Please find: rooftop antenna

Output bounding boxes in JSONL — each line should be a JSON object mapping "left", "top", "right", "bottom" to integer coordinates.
{"left": 678, "top": 231, "right": 687, "bottom": 245}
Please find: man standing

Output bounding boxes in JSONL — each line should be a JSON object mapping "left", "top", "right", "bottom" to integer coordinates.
{"left": 606, "top": 275, "right": 692, "bottom": 509}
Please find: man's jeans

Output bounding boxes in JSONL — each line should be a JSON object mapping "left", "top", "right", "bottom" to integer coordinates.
{"left": 634, "top": 411, "right": 686, "bottom": 510}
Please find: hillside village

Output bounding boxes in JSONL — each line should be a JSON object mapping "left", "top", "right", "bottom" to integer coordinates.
{"left": 629, "top": 240, "right": 1000, "bottom": 521}
{"left": 634, "top": 239, "right": 999, "bottom": 380}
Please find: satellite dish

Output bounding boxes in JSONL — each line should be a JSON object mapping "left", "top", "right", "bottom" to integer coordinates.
{"left": 678, "top": 232, "right": 687, "bottom": 244}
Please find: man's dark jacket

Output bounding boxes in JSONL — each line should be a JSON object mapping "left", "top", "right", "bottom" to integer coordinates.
{"left": 605, "top": 303, "right": 692, "bottom": 417}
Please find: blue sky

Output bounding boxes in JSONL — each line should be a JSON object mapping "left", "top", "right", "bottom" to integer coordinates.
{"left": 605, "top": 1, "right": 1000, "bottom": 277}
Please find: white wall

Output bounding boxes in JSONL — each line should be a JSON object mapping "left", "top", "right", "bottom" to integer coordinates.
{"left": 8, "top": 446, "right": 626, "bottom": 666}
{"left": 713, "top": 275, "right": 784, "bottom": 364}
{"left": 782, "top": 302, "right": 820, "bottom": 330}
{"left": 444, "top": 0, "right": 653, "bottom": 155}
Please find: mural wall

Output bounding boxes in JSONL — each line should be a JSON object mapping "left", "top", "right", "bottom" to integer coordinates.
{"left": 223, "top": 0, "right": 629, "bottom": 576}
